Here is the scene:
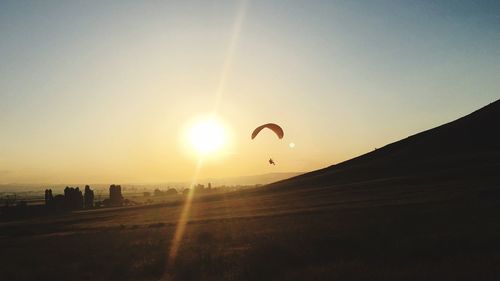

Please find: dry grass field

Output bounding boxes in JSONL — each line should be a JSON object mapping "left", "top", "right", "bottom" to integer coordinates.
{"left": 1, "top": 179, "right": 500, "bottom": 281}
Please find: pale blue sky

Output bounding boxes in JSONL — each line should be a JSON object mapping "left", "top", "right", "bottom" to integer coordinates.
{"left": 1, "top": 0, "right": 499, "bottom": 184}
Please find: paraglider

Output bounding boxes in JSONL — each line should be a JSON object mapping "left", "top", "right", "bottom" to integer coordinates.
{"left": 251, "top": 123, "right": 284, "bottom": 140}
{"left": 251, "top": 123, "right": 284, "bottom": 165}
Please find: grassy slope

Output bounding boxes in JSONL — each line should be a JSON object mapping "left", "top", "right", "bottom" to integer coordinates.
{"left": 268, "top": 99, "right": 500, "bottom": 189}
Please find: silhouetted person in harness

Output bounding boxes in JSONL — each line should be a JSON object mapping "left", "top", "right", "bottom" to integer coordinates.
{"left": 269, "top": 158, "right": 275, "bottom": 165}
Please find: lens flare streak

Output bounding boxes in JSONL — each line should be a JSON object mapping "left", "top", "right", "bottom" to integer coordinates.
{"left": 164, "top": 1, "right": 248, "bottom": 279}
{"left": 164, "top": 158, "right": 203, "bottom": 279}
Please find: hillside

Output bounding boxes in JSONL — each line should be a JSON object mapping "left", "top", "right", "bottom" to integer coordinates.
{"left": 270, "top": 99, "right": 500, "bottom": 190}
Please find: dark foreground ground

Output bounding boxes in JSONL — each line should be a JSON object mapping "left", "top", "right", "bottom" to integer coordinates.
{"left": 1, "top": 178, "right": 500, "bottom": 281}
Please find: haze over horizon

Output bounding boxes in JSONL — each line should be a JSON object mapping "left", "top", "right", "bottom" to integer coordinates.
{"left": 1, "top": 0, "right": 499, "bottom": 184}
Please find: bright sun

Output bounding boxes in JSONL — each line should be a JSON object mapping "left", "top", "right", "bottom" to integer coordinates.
{"left": 188, "top": 119, "right": 226, "bottom": 155}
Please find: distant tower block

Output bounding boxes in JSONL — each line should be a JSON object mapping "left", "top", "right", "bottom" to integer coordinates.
{"left": 44, "top": 189, "right": 54, "bottom": 206}
{"left": 84, "top": 185, "right": 95, "bottom": 208}
{"left": 109, "top": 184, "right": 124, "bottom": 206}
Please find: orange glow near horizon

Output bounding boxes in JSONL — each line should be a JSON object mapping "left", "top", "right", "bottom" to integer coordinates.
{"left": 1, "top": 1, "right": 495, "bottom": 186}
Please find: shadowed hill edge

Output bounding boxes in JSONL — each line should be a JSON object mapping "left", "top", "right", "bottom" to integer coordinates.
{"left": 267, "top": 99, "right": 500, "bottom": 190}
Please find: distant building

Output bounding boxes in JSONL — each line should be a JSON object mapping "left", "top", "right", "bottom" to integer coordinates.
{"left": 195, "top": 184, "right": 205, "bottom": 192}
{"left": 64, "top": 186, "right": 84, "bottom": 209}
{"left": 44, "top": 189, "right": 54, "bottom": 206}
{"left": 193, "top": 183, "right": 213, "bottom": 193}
{"left": 44, "top": 186, "right": 90, "bottom": 211}
{"left": 53, "top": 194, "right": 66, "bottom": 209}
{"left": 84, "top": 185, "right": 94, "bottom": 208}
{"left": 109, "top": 184, "right": 123, "bottom": 206}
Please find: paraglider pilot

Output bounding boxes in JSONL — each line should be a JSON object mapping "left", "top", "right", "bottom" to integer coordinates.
{"left": 251, "top": 123, "right": 283, "bottom": 166}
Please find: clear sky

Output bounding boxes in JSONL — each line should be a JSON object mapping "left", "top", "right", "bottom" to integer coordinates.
{"left": 1, "top": 0, "right": 499, "bottom": 184}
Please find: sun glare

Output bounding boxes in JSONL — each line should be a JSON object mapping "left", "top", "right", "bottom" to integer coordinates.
{"left": 188, "top": 119, "right": 226, "bottom": 155}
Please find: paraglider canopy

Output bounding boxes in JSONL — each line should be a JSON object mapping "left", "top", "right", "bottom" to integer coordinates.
{"left": 251, "top": 123, "right": 284, "bottom": 140}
